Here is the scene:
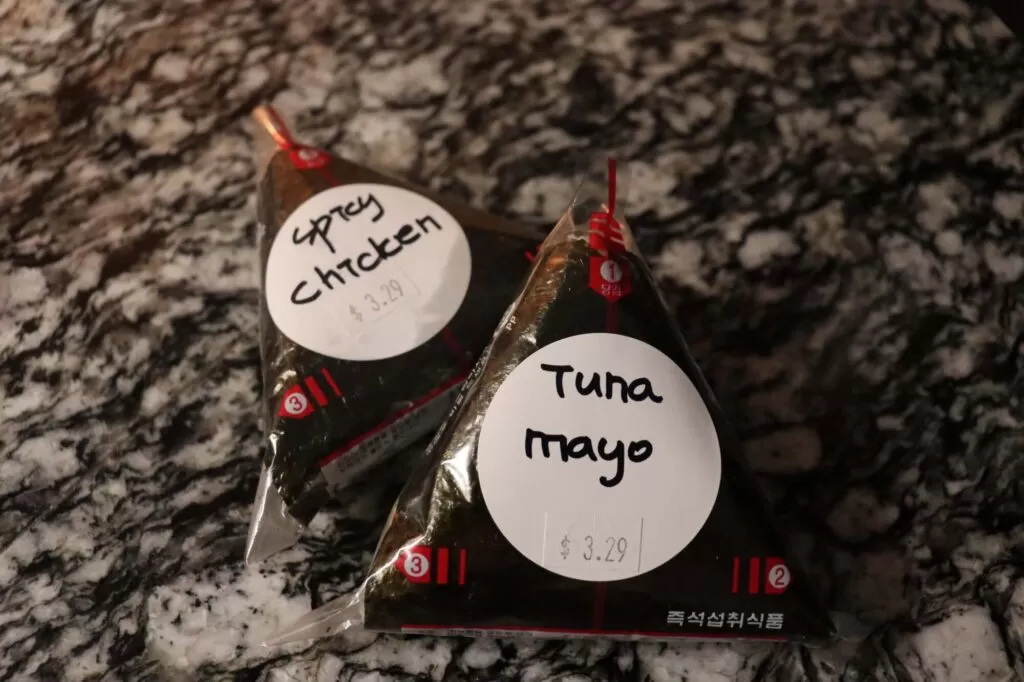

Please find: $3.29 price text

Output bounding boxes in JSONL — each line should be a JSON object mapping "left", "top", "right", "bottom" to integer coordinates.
{"left": 349, "top": 278, "right": 407, "bottom": 323}
{"left": 560, "top": 534, "right": 629, "bottom": 563}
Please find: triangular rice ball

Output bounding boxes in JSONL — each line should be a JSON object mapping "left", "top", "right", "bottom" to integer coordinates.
{"left": 244, "top": 106, "right": 541, "bottom": 563}
{"left": 272, "top": 161, "right": 836, "bottom": 644}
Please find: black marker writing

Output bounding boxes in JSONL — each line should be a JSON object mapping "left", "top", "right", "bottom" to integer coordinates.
{"left": 539, "top": 363, "right": 663, "bottom": 404}
{"left": 290, "top": 214, "right": 442, "bottom": 305}
{"left": 292, "top": 193, "right": 385, "bottom": 254}
{"left": 524, "top": 428, "right": 653, "bottom": 488}
{"left": 291, "top": 281, "right": 321, "bottom": 305}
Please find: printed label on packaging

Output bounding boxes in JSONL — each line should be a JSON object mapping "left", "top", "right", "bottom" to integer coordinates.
{"left": 265, "top": 184, "right": 472, "bottom": 361}
{"left": 320, "top": 378, "right": 463, "bottom": 487}
{"left": 665, "top": 609, "right": 785, "bottom": 631}
{"left": 477, "top": 333, "right": 722, "bottom": 582}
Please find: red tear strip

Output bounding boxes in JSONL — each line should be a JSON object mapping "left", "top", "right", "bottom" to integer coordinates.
{"left": 254, "top": 106, "right": 296, "bottom": 150}
{"left": 437, "top": 548, "right": 450, "bottom": 585}
{"left": 606, "top": 301, "right": 617, "bottom": 333}
{"left": 607, "top": 158, "right": 617, "bottom": 217}
{"left": 304, "top": 376, "right": 328, "bottom": 407}
{"left": 320, "top": 367, "right": 342, "bottom": 396}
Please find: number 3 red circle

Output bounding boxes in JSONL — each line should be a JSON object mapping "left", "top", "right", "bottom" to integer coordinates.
{"left": 403, "top": 553, "right": 429, "bottom": 578}
{"left": 284, "top": 393, "right": 308, "bottom": 415}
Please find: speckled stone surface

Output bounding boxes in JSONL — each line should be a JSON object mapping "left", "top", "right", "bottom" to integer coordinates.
{"left": 2, "top": 0, "right": 1024, "bottom": 679}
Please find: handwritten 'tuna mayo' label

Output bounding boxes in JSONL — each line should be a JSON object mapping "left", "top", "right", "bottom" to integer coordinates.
{"left": 477, "top": 333, "right": 722, "bottom": 582}
{"left": 265, "top": 184, "right": 472, "bottom": 361}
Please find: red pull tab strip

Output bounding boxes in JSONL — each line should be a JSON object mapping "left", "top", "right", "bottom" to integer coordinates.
{"left": 253, "top": 104, "right": 329, "bottom": 170}
{"left": 587, "top": 159, "right": 631, "bottom": 304}
{"left": 254, "top": 105, "right": 297, "bottom": 151}
{"left": 588, "top": 159, "right": 625, "bottom": 253}
{"left": 607, "top": 158, "right": 617, "bottom": 216}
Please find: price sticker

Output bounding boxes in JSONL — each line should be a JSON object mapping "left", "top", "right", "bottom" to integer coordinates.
{"left": 265, "top": 183, "right": 471, "bottom": 361}
{"left": 341, "top": 269, "right": 421, "bottom": 331}
{"left": 544, "top": 514, "right": 644, "bottom": 580}
{"left": 477, "top": 333, "right": 722, "bottom": 583}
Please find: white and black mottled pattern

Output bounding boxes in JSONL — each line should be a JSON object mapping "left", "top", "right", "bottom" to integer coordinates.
{"left": 2, "top": 0, "right": 1023, "bottom": 679}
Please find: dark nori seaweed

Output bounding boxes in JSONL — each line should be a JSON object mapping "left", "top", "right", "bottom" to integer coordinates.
{"left": 346, "top": 162, "right": 838, "bottom": 642}
{"left": 247, "top": 107, "right": 543, "bottom": 561}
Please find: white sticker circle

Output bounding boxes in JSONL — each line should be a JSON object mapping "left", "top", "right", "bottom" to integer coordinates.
{"left": 477, "top": 333, "right": 722, "bottom": 582}
{"left": 265, "top": 184, "right": 472, "bottom": 361}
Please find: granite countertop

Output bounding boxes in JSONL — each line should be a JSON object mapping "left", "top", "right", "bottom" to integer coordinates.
{"left": 3, "top": 0, "right": 1024, "bottom": 680}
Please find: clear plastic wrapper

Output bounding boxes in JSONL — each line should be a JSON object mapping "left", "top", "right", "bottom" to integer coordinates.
{"left": 269, "top": 160, "right": 837, "bottom": 645}
{"left": 246, "top": 106, "right": 543, "bottom": 563}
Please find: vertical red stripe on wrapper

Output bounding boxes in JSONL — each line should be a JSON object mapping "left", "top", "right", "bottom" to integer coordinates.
{"left": 304, "top": 376, "right": 328, "bottom": 406}
{"left": 749, "top": 557, "right": 761, "bottom": 595}
{"left": 732, "top": 557, "right": 741, "bottom": 594}
{"left": 606, "top": 301, "right": 618, "bottom": 333}
{"left": 436, "top": 548, "right": 450, "bottom": 585}
{"left": 606, "top": 159, "right": 618, "bottom": 216}
{"left": 321, "top": 367, "right": 342, "bottom": 396}
{"left": 458, "top": 549, "right": 467, "bottom": 585}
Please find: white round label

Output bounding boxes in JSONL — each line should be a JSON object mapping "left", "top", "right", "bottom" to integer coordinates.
{"left": 265, "top": 184, "right": 472, "bottom": 361}
{"left": 477, "top": 333, "right": 722, "bottom": 582}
